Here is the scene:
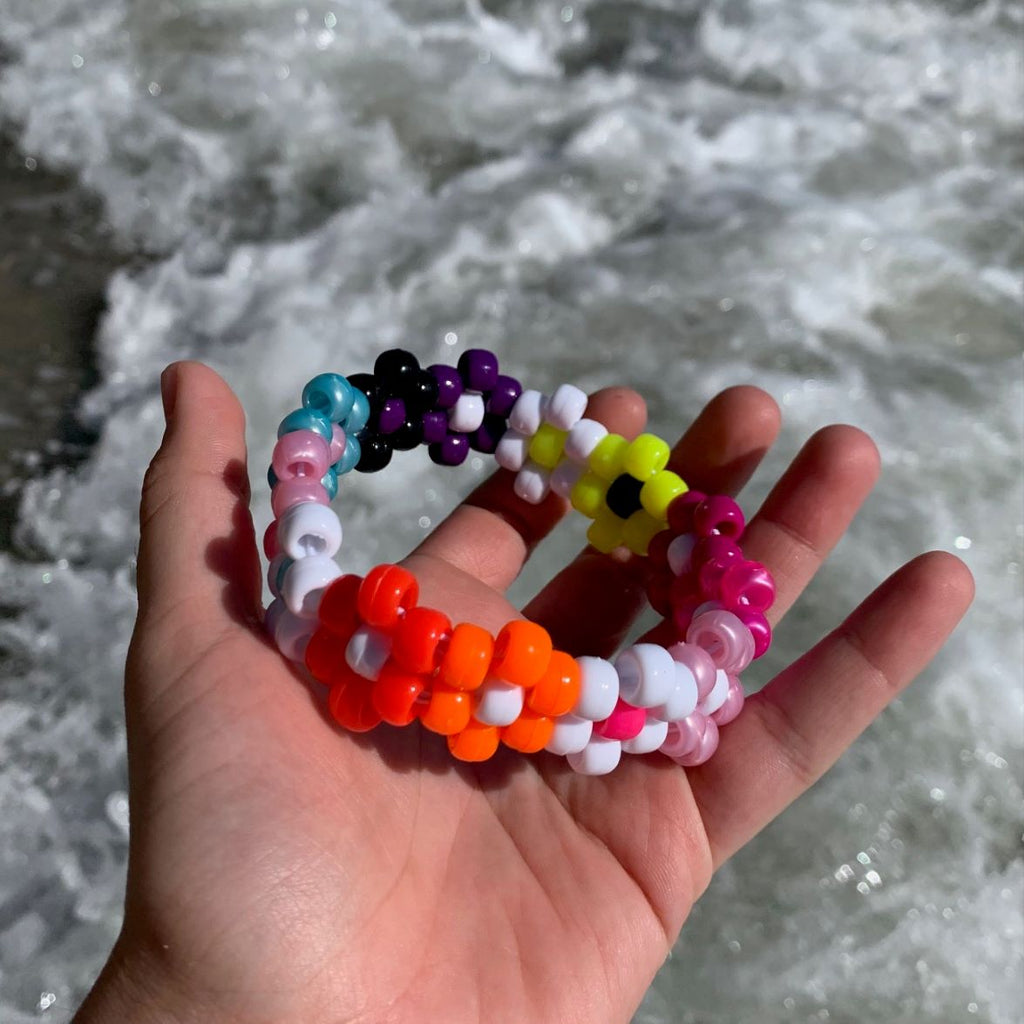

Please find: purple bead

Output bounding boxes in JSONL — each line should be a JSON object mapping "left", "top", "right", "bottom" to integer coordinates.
{"left": 378, "top": 397, "right": 407, "bottom": 435}
{"left": 485, "top": 374, "right": 522, "bottom": 416}
{"left": 429, "top": 433, "right": 469, "bottom": 466}
{"left": 457, "top": 349, "right": 499, "bottom": 392}
{"left": 428, "top": 364, "right": 464, "bottom": 409}
{"left": 470, "top": 414, "right": 507, "bottom": 454}
{"left": 421, "top": 410, "right": 448, "bottom": 444}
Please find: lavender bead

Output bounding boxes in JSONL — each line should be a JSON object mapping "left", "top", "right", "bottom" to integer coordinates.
{"left": 457, "top": 348, "right": 499, "bottom": 392}
{"left": 421, "top": 410, "right": 449, "bottom": 444}
{"left": 428, "top": 364, "right": 464, "bottom": 408}
{"left": 378, "top": 397, "right": 407, "bottom": 434}
{"left": 486, "top": 374, "right": 523, "bottom": 417}
{"left": 429, "top": 433, "right": 469, "bottom": 466}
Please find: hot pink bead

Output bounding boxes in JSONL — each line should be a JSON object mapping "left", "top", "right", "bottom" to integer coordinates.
{"left": 271, "top": 478, "right": 330, "bottom": 518}
{"left": 686, "top": 609, "right": 755, "bottom": 674}
{"left": 592, "top": 698, "right": 647, "bottom": 741}
{"left": 710, "top": 675, "right": 744, "bottom": 726}
{"left": 329, "top": 424, "right": 347, "bottom": 464}
{"left": 693, "top": 495, "right": 745, "bottom": 539}
{"left": 719, "top": 559, "right": 776, "bottom": 612}
{"left": 666, "top": 490, "right": 705, "bottom": 534}
{"left": 676, "top": 716, "right": 719, "bottom": 765}
{"left": 733, "top": 607, "right": 772, "bottom": 658}
{"left": 694, "top": 535, "right": 744, "bottom": 598}
{"left": 667, "top": 641, "right": 718, "bottom": 700}
{"left": 272, "top": 429, "right": 331, "bottom": 482}
{"left": 263, "top": 519, "right": 280, "bottom": 559}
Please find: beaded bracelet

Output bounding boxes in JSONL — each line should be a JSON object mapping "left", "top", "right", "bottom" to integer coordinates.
{"left": 263, "top": 349, "right": 775, "bottom": 775}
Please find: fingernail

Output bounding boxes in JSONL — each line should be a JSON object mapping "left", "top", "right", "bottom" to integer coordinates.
{"left": 160, "top": 364, "right": 179, "bottom": 421}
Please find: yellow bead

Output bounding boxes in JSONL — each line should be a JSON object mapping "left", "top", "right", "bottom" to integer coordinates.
{"left": 588, "top": 434, "right": 630, "bottom": 481}
{"left": 528, "top": 423, "right": 568, "bottom": 470}
{"left": 587, "top": 511, "right": 624, "bottom": 554}
{"left": 621, "top": 510, "right": 663, "bottom": 556}
{"left": 623, "top": 433, "right": 671, "bottom": 480}
{"left": 570, "top": 472, "right": 608, "bottom": 519}
{"left": 640, "top": 470, "right": 689, "bottom": 520}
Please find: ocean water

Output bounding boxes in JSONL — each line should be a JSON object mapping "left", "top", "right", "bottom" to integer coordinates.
{"left": 0, "top": 1, "right": 1021, "bottom": 1021}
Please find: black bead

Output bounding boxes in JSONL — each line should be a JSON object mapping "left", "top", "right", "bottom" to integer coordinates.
{"left": 373, "top": 349, "right": 420, "bottom": 394}
{"left": 605, "top": 473, "right": 644, "bottom": 520}
{"left": 470, "top": 413, "right": 507, "bottom": 454}
{"left": 402, "top": 369, "right": 441, "bottom": 412}
{"left": 347, "top": 372, "right": 381, "bottom": 405}
{"left": 355, "top": 434, "right": 393, "bottom": 473}
{"left": 390, "top": 417, "right": 424, "bottom": 451}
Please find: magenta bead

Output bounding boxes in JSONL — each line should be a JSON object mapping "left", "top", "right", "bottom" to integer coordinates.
{"left": 667, "top": 641, "right": 718, "bottom": 700}
{"left": 667, "top": 490, "right": 705, "bottom": 534}
{"left": 710, "top": 675, "right": 744, "bottom": 726}
{"left": 693, "top": 495, "right": 745, "bottom": 539}
{"left": 733, "top": 607, "right": 772, "bottom": 658}
{"left": 593, "top": 698, "right": 646, "bottom": 741}
{"left": 272, "top": 430, "right": 331, "bottom": 482}
{"left": 676, "top": 716, "right": 719, "bottom": 766}
{"left": 686, "top": 609, "right": 755, "bottom": 674}
{"left": 263, "top": 519, "right": 280, "bottom": 559}
{"left": 271, "top": 478, "right": 330, "bottom": 518}
{"left": 329, "top": 424, "right": 347, "bottom": 464}
{"left": 693, "top": 534, "right": 743, "bottom": 569}
{"left": 719, "top": 559, "right": 776, "bottom": 612}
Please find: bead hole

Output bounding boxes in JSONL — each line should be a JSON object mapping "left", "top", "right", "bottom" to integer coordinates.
{"left": 298, "top": 534, "right": 326, "bottom": 556}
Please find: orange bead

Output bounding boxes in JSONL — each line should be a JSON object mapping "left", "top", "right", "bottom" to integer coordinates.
{"left": 447, "top": 719, "right": 500, "bottom": 762}
{"left": 420, "top": 683, "right": 473, "bottom": 736}
{"left": 391, "top": 606, "right": 452, "bottom": 674}
{"left": 501, "top": 709, "right": 554, "bottom": 753}
{"left": 304, "top": 626, "right": 353, "bottom": 686}
{"left": 357, "top": 564, "right": 418, "bottom": 629}
{"left": 527, "top": 650, "right": 582, "bottom": 717}
{"left": 490, "top": 620, "right": 552, "bottom": 689}
{"left": 318, "top": 573, "right": 363, "bottom": 635}
{"left": 371, "top": 663, "right": 427, "bottom": 726}
{"left": 438, "top": 623, "right": 494, "bottom": 692}
{"left": 328, "top": 671, "right": 382, "bottom": 733}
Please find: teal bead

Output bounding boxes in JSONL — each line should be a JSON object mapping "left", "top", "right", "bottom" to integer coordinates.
{"left": 277, "top": 408, "right": 332, "bottom": 442}
{"left": 343, "top": 389, "right": 371, "bottom": 434}
{"left": 334, "top": 435, "right": 362, "bottom": 475}
{"left": 267, "top": 465, "right": 278, "bottom": 489}
{"left": 276, "top": 556, "right": 294, "bottom": 593}
{"left": 321, "top": 466, "right": 339, "bottom": 501}
{"left": 303, "top": 373, "right": 354, "bottom": 423}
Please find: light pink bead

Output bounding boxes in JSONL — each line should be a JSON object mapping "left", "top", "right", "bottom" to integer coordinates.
{"left": 686, "top": 609, "right": 755, "bottom": 674}
{"left": 263, "top": 519, "right": 280, "bottom": 559}
{"left": 733, "top": 607, "right": 772, "bottom": 658}
{"left": 711, "top": 675, "right": 744, "bottom": 726}
{"left": 272, "top": 430, "right": 331, "bottom": 482}
{"left": 719, "top": 559, "right": 775, "bottom": 612}
{"left": 271, "top": 478, "right": 330, "bottom": 518}
{"left": 667, "top": 641, "right": 718, "bottom": 701}
{"left": 329, "top": 424, "right": 347, "bottom": 464}
{"left": 676, "top": 716, "right": 719, "bottom": 765}
{"left": 693, "top": 495, "right": 745, "bottom": 539}
{"left": 659, "top": 712, "right": 708, "bottom": 759}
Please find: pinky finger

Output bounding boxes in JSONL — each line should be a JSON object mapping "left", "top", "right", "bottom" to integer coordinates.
{"left": 687, "top": 551, "right": 975, "bottom": 869}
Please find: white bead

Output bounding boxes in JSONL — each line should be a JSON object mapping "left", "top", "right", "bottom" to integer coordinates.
{"left": 567, "top": 735, "right": 622, "bottom": 775}
{"left": 345, "top": 626, "right": 392, "bottom": 681}
{"left": 667, "top": 534, "right": 696, "bottom": 577}
{"left": 509, "top": 389, "right": 547, "bottom": 435}
{"left": 699, "top": 669, "right": 731, "bottom": 716}
{"left": 544, "top": 714, "right": 593, "bottom": 755}
{"left": 564, "top": 418, "right": 608, "bottom": 463}
{"left": 614, "top": 643, "right": 676, "bottom": 708}
{"left": 514, "top": 462, "right": 551, "bottom": 504}
{"left": 266, "top": 599, "right": 314, "bottom": 662}
{"left": 655, "top": 661, "right": 699, "bottom": 722}
{"left": 495, "top": 429, "right": 530, "bottom": 471}
{"left": 572, "top": 656, "right": 620, "bottom": 721}
{"left": 281, "top": 554, "right": 343, "bottom": 618}
{"left": 473, "top": 678, "right": 524, "bottom": 726}
{"left": 621, "top": 717, "right": 669, "bottom": 755}
{"left": 549, "top": 460, "right": 584, "bottom": 499}
{"left": 448, "top": 392, "right": 485, "bottom": 433}
{"left": 543, "top": 383, "right": 588, "bottom": 431}
{"left": 278, "top": 502, "right": 343, "bottom": 560}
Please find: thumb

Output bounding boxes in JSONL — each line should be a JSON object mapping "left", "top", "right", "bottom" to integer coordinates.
{"left": 135, "top": 361, "right": 261, "bottom": 641}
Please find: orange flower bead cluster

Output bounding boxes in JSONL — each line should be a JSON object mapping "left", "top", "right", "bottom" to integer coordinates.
{"left": 304, "top": 565, "right": 582, "bottom": 762}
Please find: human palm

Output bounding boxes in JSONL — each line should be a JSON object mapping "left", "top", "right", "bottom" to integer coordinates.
{"left": 76, "top": 362, "right": 972, "bottom": 1024}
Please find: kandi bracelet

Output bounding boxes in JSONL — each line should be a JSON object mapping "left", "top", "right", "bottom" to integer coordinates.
{"left": 263, "top": 349, "right": 776, "bottom": 775}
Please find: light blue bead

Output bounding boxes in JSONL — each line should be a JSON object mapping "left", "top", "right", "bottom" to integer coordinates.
{"left": 343, "top": 388, "right": 371, "bottom": 434}
{"left": 334, "top": 435, "right": 362, "bottom": 475}
{"left": 303, "top": 373, "right": 354, "bottom": 423}
{"left": 267, "top": 465, "right": 278, "bottom": 489}
{"left": 277, "top": 408, "right": 332, "bottom": 442}
{"left": 321, "top": 467, "right": 339, "bottom": 501}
